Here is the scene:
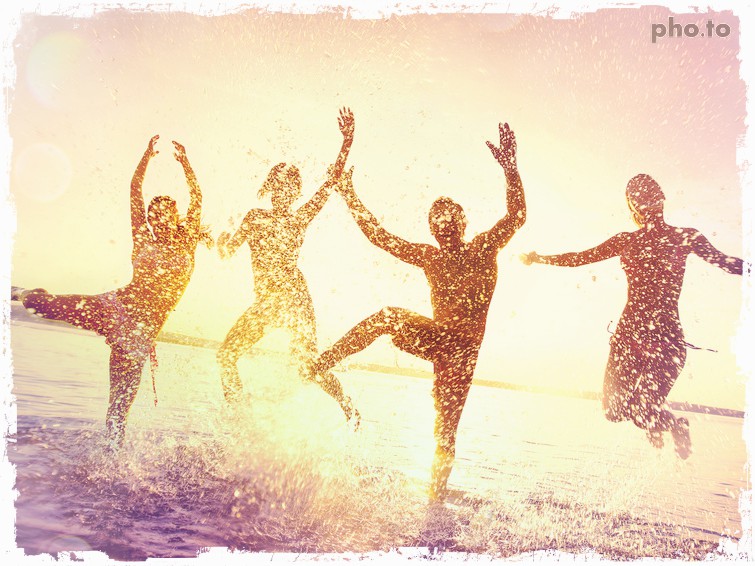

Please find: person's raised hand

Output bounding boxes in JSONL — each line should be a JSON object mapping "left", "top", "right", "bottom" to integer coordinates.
{"left": 172, "top": 140, "right": 187, "bottom": 163}
{"left": 486, "top": 122, "right": 517, "bottom": 172}
{"left": 338, "top": 107, "right": 355, "bottom": 141}
{"left": 146, "top": 134, "right": 160, "bottom": 157}
{"left": 217, "top": 231, "right": 232, "bottom": 259}
{"left": 520, "top": 251, "right": 539, "bottom": 266}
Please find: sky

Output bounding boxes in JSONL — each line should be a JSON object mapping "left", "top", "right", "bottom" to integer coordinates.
{"left": 2, "top": 2, "right": 752, "bottom": 412}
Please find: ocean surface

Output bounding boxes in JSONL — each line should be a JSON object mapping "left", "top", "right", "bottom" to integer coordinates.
{"left": 4, "top": 306, "right": 751, "bottom": 561}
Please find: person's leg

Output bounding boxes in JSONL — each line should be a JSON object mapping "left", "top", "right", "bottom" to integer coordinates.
{"left": 603, "top": 333, "right": 672, "bottom": 447}
{"left": 670, "top": 415, "right": 691, "bottom": 459}
{"left": 12, "top": 287, "right": 47, "bottom": 301}
{"left": 629, "top": 339, "right": 686, "bottom": 430}
{"left": 311, "top": 307, "right": 440, "bottom": 428}
{"left": 106, "top": 345, "right": 149, "bottom": 448}
{"left": 602, "top": 334, "right": 640, "bottom": 424}
{"left": 216, "top": 305, "right": 266, "bottom": 403}
{"left": 22, "top": 292, "right": 105, "bottom": 333}
{"left": 313, "top": 307, "right": 435, "bottom": 373}
{"left": 630, "top": 339, "right": 689, "bottom": 456}
{"left": 289, "top": 300, "right": 358, "bottom": 423}
{"left": 429, "top": 348, "right": 478, "bottom": 502}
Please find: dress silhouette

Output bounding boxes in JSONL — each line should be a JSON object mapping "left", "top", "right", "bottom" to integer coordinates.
{"left": 522, "top": 174, "right": 744, "bottom": 457}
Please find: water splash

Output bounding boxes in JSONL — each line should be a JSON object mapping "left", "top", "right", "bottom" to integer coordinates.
{"left": 10, "top": 413, "right": 730, "bottom": 560}
{"left": 9, "top": 326, "right": 744, "bottom": 560}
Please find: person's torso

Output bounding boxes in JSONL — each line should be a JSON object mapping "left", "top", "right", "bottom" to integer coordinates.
{"left": 424, "top": 238, "right": 497, "bottom": 338}
{"left": 245, "top": 210, "right": 308, "bottom": 297}
{"left": 617, "top": 225, "right": 690, "bottom": 336}
{"left": 120, "top": 235, "right": 195, "bottom": 330}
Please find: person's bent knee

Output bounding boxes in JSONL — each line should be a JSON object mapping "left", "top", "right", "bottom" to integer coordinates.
{"left": 376, "top": 306, "right": 406, "bottom": 327}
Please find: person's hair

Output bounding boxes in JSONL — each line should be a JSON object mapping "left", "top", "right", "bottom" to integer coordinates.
{"left": 626, "top": 174, "right": 665, "bottom": 211}
{"left": 429, "top": 197, "right": 467, "bottom": 228}
{"left": 258, "top": 162, "right": 302, "bottom": 201}
{"left": 147, "top": 196, "right": 177, "bottom": 227}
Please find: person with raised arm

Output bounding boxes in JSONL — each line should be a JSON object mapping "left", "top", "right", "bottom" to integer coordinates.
{"left": 21, "top": 135, "right": 208, "bottom": 447}
{"left": 521, "top": 174, "right": 744, "bottom": 458}
{"left": 311, "top": 122, "right": 526, "bottom": 501}
{"left": 216, "top": 108, "right": 358, "bottom": 424}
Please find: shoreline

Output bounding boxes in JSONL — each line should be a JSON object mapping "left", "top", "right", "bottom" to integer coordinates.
{"left": 8, "top": 301, "right": 745, "bottom": 419}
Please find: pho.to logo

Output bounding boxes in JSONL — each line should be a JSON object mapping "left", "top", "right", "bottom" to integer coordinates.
{"left": 651, "top": 17, "right": 731, "bottom": 43}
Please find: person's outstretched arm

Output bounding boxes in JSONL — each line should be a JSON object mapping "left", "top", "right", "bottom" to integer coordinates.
{"left": 522, "top": 232, "right": 630, "bottom": 267}
{"left": 173, "top": 140, "right": 203, "bottom": 247}
{"left": 130, "top": 135, "right": 159, "bottom": 255}
{"left": 337, "top": 167, "right": 429, "bottom": 267}
{"left": 480, "top": 122, "right": 526, "bottom": 249}
{"left": 687, "top": 230, "right": 745, "bottom": 275}
{"left": 217, "top": 210, "right": 257, "bottom": 260}
{"left": 298, "top": 107, "right": 355, "bottom": 225}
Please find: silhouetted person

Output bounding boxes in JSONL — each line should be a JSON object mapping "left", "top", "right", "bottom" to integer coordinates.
{"left": 311, "top": 122, "right": 526, "bottom": 501}
{"left": 216, "top": 108, "right": 358, "bottom": 424}
{"left": 21, "top": 135, "right": 207, "bottom": 447}
{"left": 522, "top": 174, "right": 744, "bottom": 458}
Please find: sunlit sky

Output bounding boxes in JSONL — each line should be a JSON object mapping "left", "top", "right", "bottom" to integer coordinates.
{"left": 3, "top": 3, "right": 751, "bottom": 410}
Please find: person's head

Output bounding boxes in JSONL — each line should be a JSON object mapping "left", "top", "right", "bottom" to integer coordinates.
{"left": 147, "top": 196, "right": 179, "bottom": 239}
{"left": 429, "top": 197, "right": 467, "bottom": 245}
{"left": 626, "top": 174, "right": 665, "bottom": 227}
{"left": 258, "top": 162, "right": 302, "bottom": 211}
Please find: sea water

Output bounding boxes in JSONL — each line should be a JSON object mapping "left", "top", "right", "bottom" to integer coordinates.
{"left": 5, "top": 313, "right": 750, "bottom": 560}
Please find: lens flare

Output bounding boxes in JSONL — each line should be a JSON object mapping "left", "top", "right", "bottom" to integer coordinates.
{"left": 25, "top": 31, "right": 86, "bottom": 109}
{"left": 13, "top": 142, "right": 73, "bottom": 203}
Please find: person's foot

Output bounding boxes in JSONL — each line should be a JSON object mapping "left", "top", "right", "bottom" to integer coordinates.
{"left": 221, "top": 376, "right": 244, "bottom": 404}
{"left": 304, "top": 359, "right": 322, "bottom": 383}
{"left": 646, "top": 429, "right": 664, "bottom": 449}
{"left": 348, "top": 409, "right": 361, "bottom": 432}
{"left": 428, "top": 483, "right": 449, "bottom": 504}
{"left": 340, "top": 396, "right": 361, "bottom": 431}
{"left": 671, "top": 417, "right": 691, "bottom": 459}
{"left": 12, "top": 287, "right": 48, "bottom": 302}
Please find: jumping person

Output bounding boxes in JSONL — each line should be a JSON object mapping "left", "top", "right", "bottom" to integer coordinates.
{"left": 21, "top": 135, "right": 207, "bottom": 447}
{"left": 521, "top": 174, "right": 744, "bottom": 458}
{"left": 216, "top": 108, "right": 358, "bottom": 424}
{"left": 311, "top": 122, "right": 526, "bottom": 501}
